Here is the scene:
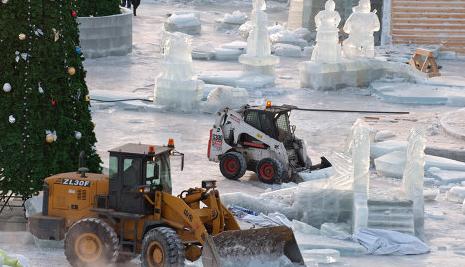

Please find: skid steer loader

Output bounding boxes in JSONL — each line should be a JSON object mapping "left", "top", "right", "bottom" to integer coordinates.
{"left": 28, "top": 142, "right": 304, "bottom": 267}
{"left": 208, "top": 103, "right": 332, "bottom": 184}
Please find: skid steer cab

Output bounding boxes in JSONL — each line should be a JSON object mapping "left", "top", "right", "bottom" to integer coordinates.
{"left": 29, "top": 142, "right": 304, "bottom": 267}
{"left": 208, "top": 102, "right": 332, "bottom": 184}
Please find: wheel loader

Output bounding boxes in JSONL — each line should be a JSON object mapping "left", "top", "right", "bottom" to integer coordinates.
{"left": 28, "top": 142, "right": 304, "bottom": 267}
{"left": 208, "top": 102, "right": 332, "bottom": 184}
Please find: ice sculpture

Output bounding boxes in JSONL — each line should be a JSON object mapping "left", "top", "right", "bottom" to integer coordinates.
{"left": 350, "top": 119, "right": 371, "bottom": 232}
{"left": 311, "top": 0, "right": 342, "bottom": 63}
{"left": 342, "top": 0, "right": 380, "bottom": 59}
{"left": 239, "top": 0, "right": 279, "bottom": 75}
{"left": 154, "top": 32, "right": 204, "bottom": 112}
{"left": 402, "top": 128, "right": 426, "bottom": 239}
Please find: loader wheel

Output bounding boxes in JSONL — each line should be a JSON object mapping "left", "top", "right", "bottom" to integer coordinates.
{"left": 256, "top": 158, "right": 284, "bottom": 184}
{"left": 65, "top": 218, "right": 118, "bottom": 267}
{"left": 141, "top": 227, "right": 185, "bottom": 267}
{"left": 219, "top": 152, "right": 247, "bottom": 180}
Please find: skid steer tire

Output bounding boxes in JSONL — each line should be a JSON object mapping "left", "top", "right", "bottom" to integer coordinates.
{"left": 219, "top": 152, "right": 247, "bottom": 180}
{"left": 141, "top": 227, "right": 185, "bottom": 267}
{"left": 64, "top": 218, "right": 119, "bottom": 267}
{"left": 256, "top": 158, "right": 284, "bottom": 184}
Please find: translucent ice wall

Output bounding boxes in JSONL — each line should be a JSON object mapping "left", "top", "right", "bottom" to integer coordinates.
{"left": 342, "top": 0, "right": 380, "bottom": 59}
{"left": 246, "top": 9, "right": 271, "bottom": 58}
{"left": 402, "top": 128, "right": 426, "bottom": 239}
{"left": 311, "top": 0, "right": 342, "bottom": 63}
{"left": 159, "top": 31, "right": 194, "bottom": 81}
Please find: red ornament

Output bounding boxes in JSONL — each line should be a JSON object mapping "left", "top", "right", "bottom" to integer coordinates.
{"left": 71, "top": 10, "right": 77, "bottom": 17}
{"left": 51, "top": 99, "right": 57, "bottom": 107}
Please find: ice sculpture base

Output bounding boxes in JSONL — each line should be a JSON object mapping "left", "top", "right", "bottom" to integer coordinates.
{"left": 155, "top": 79, "right": 204, "bottom": 112}
{"left": 299, "top": 59, "right": 388, "bottom": 90}
{"left": 199, "top": 70, "right": 275, "bottom": 89}
{"left": 239, "top": 54, "right": 279, "bottom": 68}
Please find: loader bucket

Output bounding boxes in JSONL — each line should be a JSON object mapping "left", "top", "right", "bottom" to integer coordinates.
{"left": 310, "top": 156, "right": 332, "bottom": 170}
{"left": 202, "top": 226, "right": 305, "bottom": 267}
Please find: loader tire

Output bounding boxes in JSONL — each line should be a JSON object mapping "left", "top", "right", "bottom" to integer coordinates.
{"left": 219, "top": 152, "right": 247, "bottom": 180}
{"left": 256, "top": 158, "right": 284, "bottom": 184}
{"left": 64, "top": 218, "right": 119, "bottom": 267}
{"left": 141, "top": 227, "right": 185, "bottom": 267}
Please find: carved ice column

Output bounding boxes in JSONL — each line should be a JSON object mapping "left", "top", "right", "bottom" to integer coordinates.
{"left": 350, "top": 119, "right": 371, "bottom": 232}
{"left": 402, "top": 129, "right": 426, "bottom": 240}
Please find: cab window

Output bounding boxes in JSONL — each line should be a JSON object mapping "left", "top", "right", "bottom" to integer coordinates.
{"left": 123, "top": 158, "right": 141, "bottom": 186}
{"left": 146, "top": 159, "right": 161, "bottom": 186}
{"left": 109, "top": 156, "right": 118, "bottom": 180}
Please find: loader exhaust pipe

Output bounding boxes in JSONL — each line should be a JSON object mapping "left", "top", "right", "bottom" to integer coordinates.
{"left": 202, "top": 226, "right": 305, "bottom": 267}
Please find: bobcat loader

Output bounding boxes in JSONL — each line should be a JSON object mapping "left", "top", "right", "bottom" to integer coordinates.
{"left": 208, "top": 103, "right": 332, "bottom": 184}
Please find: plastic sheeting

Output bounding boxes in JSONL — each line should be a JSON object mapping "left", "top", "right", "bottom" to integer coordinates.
{"left": 353, "top": 228, "right": 430, "bottom": 255}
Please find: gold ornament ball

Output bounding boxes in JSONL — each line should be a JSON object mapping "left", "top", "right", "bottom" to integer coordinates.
{"left": 18, "top": 33, "right": 26, "bottom": 40}
{"left": 68, "top": 67, "right": 76, "bottom": 76}
{"left": 46, "top": 134, "right": 55, "bottom": 143}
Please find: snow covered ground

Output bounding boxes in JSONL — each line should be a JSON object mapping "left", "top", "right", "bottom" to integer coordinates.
{"left": 1, "top": 1, "right": 465, "bottom": 266}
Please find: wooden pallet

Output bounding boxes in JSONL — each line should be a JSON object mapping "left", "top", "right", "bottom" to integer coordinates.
{"left": 409, "top": 48, "right": 441, "bottom": 77}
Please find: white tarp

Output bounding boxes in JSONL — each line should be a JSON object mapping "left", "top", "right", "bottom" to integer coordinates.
{"left": 353, "top": 228, "right": 430, "bottom": 255}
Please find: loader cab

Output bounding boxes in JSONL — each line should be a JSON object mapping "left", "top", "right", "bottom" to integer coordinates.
{"left": 108, "top": 143, "right": 173, "bottom": 215}
{"left": 243, "top": 106, "right": 294, "bottom": 143}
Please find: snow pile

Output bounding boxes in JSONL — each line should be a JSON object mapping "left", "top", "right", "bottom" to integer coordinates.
{"left": 223, "top": 10, "right": 248, "bottom": 25}
{"left": 164, "top": 13, "right": 201, "bottom": 35}
{"left": 424, "top": 188, "right": 439, "bottom": 202}
{"left": 201, "top": 86, "right": 248, "bottom": 113}
{"left": 446, "top": 186, "right": 465, "bottom": 203}
{"left": 270, "top": 30, "right": 308, "bottom": 48}
{"left": 293, "top": 27, "right": 313, "bottom": 42}
{"left": 374, "top": 130, "right": 396, "bottom": 142}
{"left": 273, "top": 43, "right": 302, "bottom": 57}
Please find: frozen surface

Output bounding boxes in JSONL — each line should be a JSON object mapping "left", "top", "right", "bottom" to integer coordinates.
{"left": 164, "top": 13, "right": 201, "bottom": 35}
{"left": 446, "top": 187, "right": 465, "bottom": 204}
{"left": 372, "top": 81, "right": 465, "bottom": 106}
{"left": 342, "top": 0, "right": 380, "bottom": 59}
{"left": 311, "top": 0, "right": 341, "bottom": 63}
{"left": 402, "top": 129, "right": 426, "bottom": 238}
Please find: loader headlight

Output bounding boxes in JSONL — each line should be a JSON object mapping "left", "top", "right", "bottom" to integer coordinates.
{"left": 202, "top": 180, "right": 217, "bottom": 189}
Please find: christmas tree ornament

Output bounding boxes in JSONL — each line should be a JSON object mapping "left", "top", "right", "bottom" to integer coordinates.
{"left": 85, "top": 95, "right": 90, "bottom": 101}
{"left": 1, "top": 0, "right": 9, "bottom": 4}
{"left": 75, "top": 46, "right": 82, "bottom": 55}
{"left": 38, "top": 83, "right": 44, "bottom": 94}
{"left": 75, "top": 131, "right": 82, "bottom": 140}
{"left": 18, "top": 33, "right": 26, "bottom": 40}
{"left": 8, "top": 115, "right": 15, "bottom": 123}
{"left": 45, "top": 130, "right": 57, "bottom": 143}
{"left": 3, "top": 83, "right": 12, "bottom": 92}
{"left": 71, "top": 10, "right": 77, "bottom": 17}
{"left": 52, "top": 28, "right": 60, "bottom": 42}
{"left": 68, "top": 67, "right": 76, "bottom": 75}
{"left": 51, "top": 99, "right": 57, "bottom": 107}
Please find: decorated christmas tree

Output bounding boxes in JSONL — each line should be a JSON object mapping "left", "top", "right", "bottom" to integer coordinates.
{"left": 77, "top": 0, "right": 121, "bottom": 17}
{"left": 0, "top": 0, "right": 102, "bottom": 197}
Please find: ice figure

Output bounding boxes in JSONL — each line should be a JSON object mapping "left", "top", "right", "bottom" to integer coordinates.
{"left": 402, "top": 128, "right": 426, "bottom": 240}
{"left": 239, "top": 0, "right": 279, "bottom": 75}
{"left": 311, "top": 0, "right": 342, "bottom": 63}
{"left": 349, "top": 119, "right": 371, "bottom": 232}
{"left": 342, "top": 0, "right": 380, "bottom": 59}
{"left": 154, "top": 32, "right": 204, "bottom": 112}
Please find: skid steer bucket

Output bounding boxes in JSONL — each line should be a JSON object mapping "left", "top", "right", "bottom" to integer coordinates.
{"left": 202, "top": 226, "right": 305, "bottom": 267}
